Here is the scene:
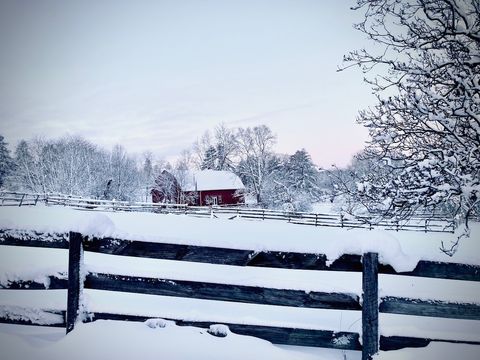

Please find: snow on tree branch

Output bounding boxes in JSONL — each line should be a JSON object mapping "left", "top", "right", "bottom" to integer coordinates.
{"left": 340, "top": 0, "right": 480, "bottom": 254}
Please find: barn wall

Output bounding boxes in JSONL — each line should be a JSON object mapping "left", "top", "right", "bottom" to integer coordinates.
{"left": 181, "top": 190, "right": 244, "bottom": 206}
{"left": 199, "top": 189, "right": 244, "bottom": 206}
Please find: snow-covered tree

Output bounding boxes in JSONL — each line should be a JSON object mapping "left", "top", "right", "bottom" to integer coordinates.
{"left": 327, "top": 151, "right": 397, "bottom": 215}
{"left": 192, "top": 131, "right": 213, "bottom": 170}
{"left": 235, "top": 125, "right": 277, "bottom": 205}
{"left": 151, "top": 170, "right": 181, "bottom": 203}
{"left": 284, "top": 149, "right": 320, "bottom": 198}
{"left": 342, "top": 0, "right": 480, "bottom": 252}
{"left": 172, "top": 157, "right": 198, "bottom": 204}
{"left": 142, "top": 153, "right": 153, "bottom": 181}
{"left": 201, "top": 146, "right": 217, "bottom": 170}
{"left": 0, "top": 135, "right": 15, "bottom": 188}
{"left": 9, "top": 136, "right": 143, "bottom": 201}
{"left": 213, "top": 123, "right": 238, "bottom": 171}
{"left": 107, "top": 144, "right": 141, "bottom": 201}
{"left": 139, "top": 152, "right": 155, "bottom": 201}
{"left": 191, "top": 124, "right": 239, "bottom": 171}
{"left": 261, "top": 150, "right": 321, "bottom": 211}
{"left": 261, "top": 155, "right": 301, "bottom": 211}
{"left": 12, "top": 140, "right": 38, "bottom": 192}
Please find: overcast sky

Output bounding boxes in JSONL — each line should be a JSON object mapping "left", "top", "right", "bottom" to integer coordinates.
{"left": 0, "top": 0, "right": 376, "bottom": 168}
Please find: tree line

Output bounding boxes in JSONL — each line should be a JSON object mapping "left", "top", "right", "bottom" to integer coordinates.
{"left": 0, "top": 125, "right": 328, "bottom": 211}
{"left": 0, "top": 135, "right": 143, "bottom": 201}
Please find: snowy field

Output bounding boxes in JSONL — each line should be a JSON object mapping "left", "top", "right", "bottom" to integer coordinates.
{"left": 0, "top": 205, "right": 479, "bottom": 359}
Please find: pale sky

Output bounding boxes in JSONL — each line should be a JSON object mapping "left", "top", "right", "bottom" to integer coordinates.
{"left": 0, "top": 0, "right": 375, "bottom": 168}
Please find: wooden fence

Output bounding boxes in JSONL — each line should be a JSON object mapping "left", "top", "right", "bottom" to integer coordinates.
{"left": 1, "top": 229, "right": 479, "bottom": 359}
{"left": 0, "top": 191, "right": 455, "bottom": 233}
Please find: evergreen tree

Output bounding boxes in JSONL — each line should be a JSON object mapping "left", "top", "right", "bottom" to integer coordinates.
{"left": 284, "top": 149, "right": 319, "bottom": 197}
{"left": 262, "top": 150, "right": 319, "bottom": 211}
{"left": 201, "top": 146, "right": 217, "bottom": 170}
{"left": 13, "top": 140, "right": 43, "bottom": 192}
{"left": 0, "top": 135, "right": 14, "bottom": 188}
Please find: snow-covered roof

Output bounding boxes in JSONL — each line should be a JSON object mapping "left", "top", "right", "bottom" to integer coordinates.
{"left": 182, "top": 170, "right": 245, "bottom": 192}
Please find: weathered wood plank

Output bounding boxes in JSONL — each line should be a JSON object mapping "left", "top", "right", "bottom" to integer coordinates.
{"left": 0, "top": 229, "right": 69, "bottom": 249}
{"left": 0, "top": 306, "right": 65, "bottom": 327}
{"left": 2, "top": 230, "right": 478, "bottom": 281}
{"left": 362, "top": 252, "right": 379, "bottom": 360}
{"left": 0, "top": 274, "right": 68, "bottom": 289}
{"left": 380, "top": 335, "right": 431, "bottom": 351}
{"left": 84, "top": 236, "right": 366, "bottom": 271}
{"left": 83, "top": 238, "right": 253, "bottom": 266}
{"left": 245, "top": 251, "right": 328, "bottom": 269}
{"left": 379, "top": 261, "right": 480, "bottom": 282}
{"left": 85, "top": 273, "right": 361, "bottom": 310}
{"left": 89, "top": 312, "right": 362, "bottom": 350}
{"left": 380, "top": 335, "right": 480, "bottom": 351}
{"left": 0, "top": 317, "right": 65, "bottom": 327}
{"left": 379, "top": 296, "right": 480, "bottom": 320}
{"left": 330, "top": 254, "right": 363, "bottom": 272}
{"left": 66, "top": 232, "right": 83, "bottom": 334}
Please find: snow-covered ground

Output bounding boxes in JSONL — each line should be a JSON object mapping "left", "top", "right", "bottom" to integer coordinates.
{"left": 0, "top": 205, "right": 479, "bottom": 359}
{"left": 1, "top": 321, "right": 479, "bottom": 360}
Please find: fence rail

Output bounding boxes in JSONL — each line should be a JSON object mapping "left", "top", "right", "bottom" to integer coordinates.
{"left": 1, "top": 230, "right": 479, "bottom": 359}
{"left": 0, "top": 191, "right": 456, "bottom": 233}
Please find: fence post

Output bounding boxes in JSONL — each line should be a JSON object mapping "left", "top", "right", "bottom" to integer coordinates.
{"left": 67, "top": 231, "right": 84, "bottom": 334}
{"left": 19, "top": 194, "right": 25, "bottom": 207}
{"left": 315, "top": 214, "right": 318, "bottom": 227}
{"left": 362, "top": 252, "right": 379, "bottom": 360}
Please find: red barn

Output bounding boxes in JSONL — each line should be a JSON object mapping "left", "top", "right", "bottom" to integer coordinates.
{"left": 152, "top": 170, "right": 245, "bottom": 206}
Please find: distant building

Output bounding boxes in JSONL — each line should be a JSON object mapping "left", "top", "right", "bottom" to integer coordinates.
{"left": 152, "top": 169, "right": 245, "bottom": 206}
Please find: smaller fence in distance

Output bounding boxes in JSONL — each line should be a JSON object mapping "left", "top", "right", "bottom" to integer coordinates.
{"left": 0, "top": 191, "right": 188, "bottom": 213}
{"left": 0, "top": 229, "right": 479, "bottom": 360}
{"left": 0, "top": 191, "right": 456, "bottom": 233}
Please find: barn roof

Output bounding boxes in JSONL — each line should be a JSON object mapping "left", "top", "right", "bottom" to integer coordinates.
{"left": 182, "top": 170, "right": 245, "bottom": 192}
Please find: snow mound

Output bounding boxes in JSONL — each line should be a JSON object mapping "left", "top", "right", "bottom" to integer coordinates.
{"left": 73, "top": 213, "right": 116, "bottom": 238}
{"left": 144, "top": 318, "right": 173, "bottom": 329}
{"left": 208, "top": 324, "right": 230, "bottom": 337}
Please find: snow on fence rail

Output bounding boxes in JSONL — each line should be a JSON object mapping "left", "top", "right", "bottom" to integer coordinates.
{"left": 1, "top": 230, "right": 479, "bottom": 359}
{"left": 0, "top": 191, "right": 456, "bottom": 233}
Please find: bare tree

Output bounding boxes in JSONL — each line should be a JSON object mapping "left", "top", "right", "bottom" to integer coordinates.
{"left": 327, "top": 150, "right": 398, "bottom": 215}
{"left": 12, "top": 136, "right": 108, "bottom": 196}
{"left": 341, "top": 0, "right": 480, "bottom": 254}
{"left": 191, "top": 131, "right": 213, "bottom": 170}
{"left": 108, "top": 144, "right": 141, "bottom": 201}
{"left": 214, "top": 123, "right": 239, "bottom": 171}
{"left": 236, "top": 125, "right": 277, "bottom": 204}
{"left": 190, "top": 124, "right": 239, "bottom": 171}
{"left": 151, "top": 170, "right": 181, "bottom": 203}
